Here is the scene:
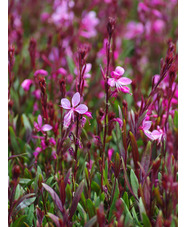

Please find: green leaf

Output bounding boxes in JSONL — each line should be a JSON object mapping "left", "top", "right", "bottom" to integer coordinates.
{"left": 123, "top": 192, "right": 129, "bottom": 209}
{"left": 120, "top": 198, "right": 133, "bottom": 225}
{"left": 77, "top": 203, "right": 87, "bottom": 224}
{"left": 15, "top": 197, "right": 36, "bottom": 214}
{"left": 108, "top": 179, "right": 119, "bottom": 222}
{"left": 130, "top": 169, "right": 139, "bottom": 198}
{"left": 22, "top": 114, "right": 32, "bottom": 131}
{"left": 87, "top": 199, "right": 95, "bottom": 218}
{"left": 66, "top": 56, "right": 75, "bottom": 75}
{"left": 84, "top": 216, "right": 97, "bottom": 227}
{"left": 9, "top": 126, "right": 20, "bottom": 153}
{"left": 142, "top": 213, "right": 152, "bottom": 227}
{"left": 12, "top": 215, "right": 27, "bottom": 227}
{"left": 91, "top": 181, "right": 100, "bottom": 194}
{"left": 173, "top": 110, "right": 178, "bottom": 128}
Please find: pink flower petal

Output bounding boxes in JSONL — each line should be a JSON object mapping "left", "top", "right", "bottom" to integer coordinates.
{"left": 37, "top": 115, "right": 43, "bottom": 128}
{"left": 75, "top": 104, "right": 88, "bottom": 114}
{"left": 34, "top": 69, "right": 48, "bottom": 77}
{"left": 21, "top": 79, "right": 33, "bottom": 91}
{"left": 61, "top": 98, "right": 71, "bottom": 109}
{"left": 42, "top": 124, "right": 53, "bottom": 131}
{"left": 117, "top": 77, "right": 132, "bottom": 85}
{"left": 108, "top": 148, "right": 114, "bottom": 161}
{"left": 34, "top": 122, "right": 40, "bottom": 131}
{"left": 83, "top": 63, "right": 92, "bottom": 73}
{"left": 72, "top": 92, "right": 80, "bottom": 107}
{"left": 108, "top": 78, "right": 116, "bottom": 87}
{"left": 118, "top": 86, "right": 131, "bottom": 94}
{"left": 84, "top": 111, "right": 93, "bottom": 118}
{"left": 115, "top": 66, "right": 125, "bottom": 75}
{"left": 143, "top": 121, "right": 152, "bottom": 131}
{"left": 64, "top": 110, "right": 73, "bottom": 128}
{"left": 144, "top": 130, "right": 155, "bottom": 140}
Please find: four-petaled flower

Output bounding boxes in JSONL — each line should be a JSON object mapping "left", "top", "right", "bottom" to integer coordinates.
{"left": 34, "top": 115, "right": 53, "bottom": 134}
{"left": 108, "top": 66, "right": 132, "bottom": 94}
{"left": 60, "top": 92, "right": 88, "bottom": 128}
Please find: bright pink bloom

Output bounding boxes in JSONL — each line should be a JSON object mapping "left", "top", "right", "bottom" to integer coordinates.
{"left": 108, "top": 66, "right": 132, "bottom": 94}
{"left": 60, "top": 92, "right": 88, "bottom": 128}
{"left": 80, "top": 11, "right": 99, "bottom": 38}
{"left": 21, "top": 79, "right": 33, "bottom": 91}
{"left": 34, "top": 69, "right": 48, "bottom": 77}
{"left": 34, "top": 115, "right": 53, "bottom": 134}
{"left": 108, "top": 148, "right": 114, "bottom": 161}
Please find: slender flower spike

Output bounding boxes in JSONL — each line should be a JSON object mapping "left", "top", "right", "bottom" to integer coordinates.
{"left": 60, "top": 92, "right": 88, "bottom": 128}
{"left": 34, "top": 115, "right": 53, "bottom": 134}
{"left": 108, "top": 66, "right": 132, "bottom": 94}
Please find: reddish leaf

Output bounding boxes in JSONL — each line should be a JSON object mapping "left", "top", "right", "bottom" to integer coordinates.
{"left": 36, "top": 207, "right": 44, "bottom": 226}
{"left": 69, "top": 180, "right": 85, "bottom": 220}
{"left": 42, "top": 183, "right": 63, "bottom": 213}
{"left": 64, "top": 168, "right": 72, "bottom": 187}
{"left": 47, "top": 213, "right": 62, "bottom": 227}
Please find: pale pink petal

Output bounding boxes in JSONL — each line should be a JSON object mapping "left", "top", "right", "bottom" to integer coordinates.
{"left": 84, "top": 63, "right": 92, "bottom": 73}
{"left": 115, "top": 66, "right": 125, "bottom": 75}
{"left": 144, "top": 130, "right": 155, "bottom": 140}
{"left": 64, "top": 110, "right": 73, "bottom": 128}
{"left": 42, "top": 124, "right": 53, "bottom": 131}
{"left": 75, "top": 104, "right": 88, "bottom": 114}
{"left": 72, "top": 92, "right": 80, "bottom": 107}
{"left": 143, "top": 121, "right": 152, "bottom": 131}
{"left": 108, "top": 78, "right": 116, "bottom": 87}
{"left": 38, "top": 115, "right": 43, "bottom": 128}
{"left": 34, "top": 122, "right": 40, "bottom": 131}
{"left": 151, "top": 130, "right": 162, "bottom": 140}
{"left": 61, "top": 98, "right": 71, "bottom": 109}
{"left": 117, "top": 77, "right": 132, "bottom": 85}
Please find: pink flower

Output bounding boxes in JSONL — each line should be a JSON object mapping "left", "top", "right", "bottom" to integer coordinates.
{"left": 80, "top": 11, "right": 99, "bottom": 38}
{"left": 34, "top": 115, "right": 53, "bottom": 134}
{"left": 34, "top": 69, "right": 48, "bottom": 77}
{"left": 125, "top": 21, "right": 144, "bottom": 39}
{"left": 60, "top": 92, "right": 88, "bottom": 128}
{"left": 108, "top": 148, "right": 114, "bottom": 161}
{"left": 108, "top": 66, "right": 132, "bottom": 94}
{"left": 151, "top": 126, "right": 164, "bottom": 144}
{"left": 21, "top": 79, "right": 33, "bottom": 91}
{"left": 140, "top": 119, "right": 155, "bottom": 140}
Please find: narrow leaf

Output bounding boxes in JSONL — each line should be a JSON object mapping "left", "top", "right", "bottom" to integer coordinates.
{"left": 69, "top": 180, "right": 85, "bottom": 220}
{"left": 84, "top": 216, "right": 97, "bottom": 227}
{"left": 121, "top": 157, "right": 139, "bottom": 201}
{"left": 130, "top": 169, "right": 139, "bottom": 198}
{"left": 47, "top": 213, "right": 61, "bottom": 227}
{"left": 42, "top": 183, "right": 63, "bottom": 213}
{"left": 129, "top": 131, "right": 139, "bottom": 178}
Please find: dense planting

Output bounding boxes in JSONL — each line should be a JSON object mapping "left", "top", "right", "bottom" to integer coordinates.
{"left": 8, "top": 0, "right": 178, "bottom": 226}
